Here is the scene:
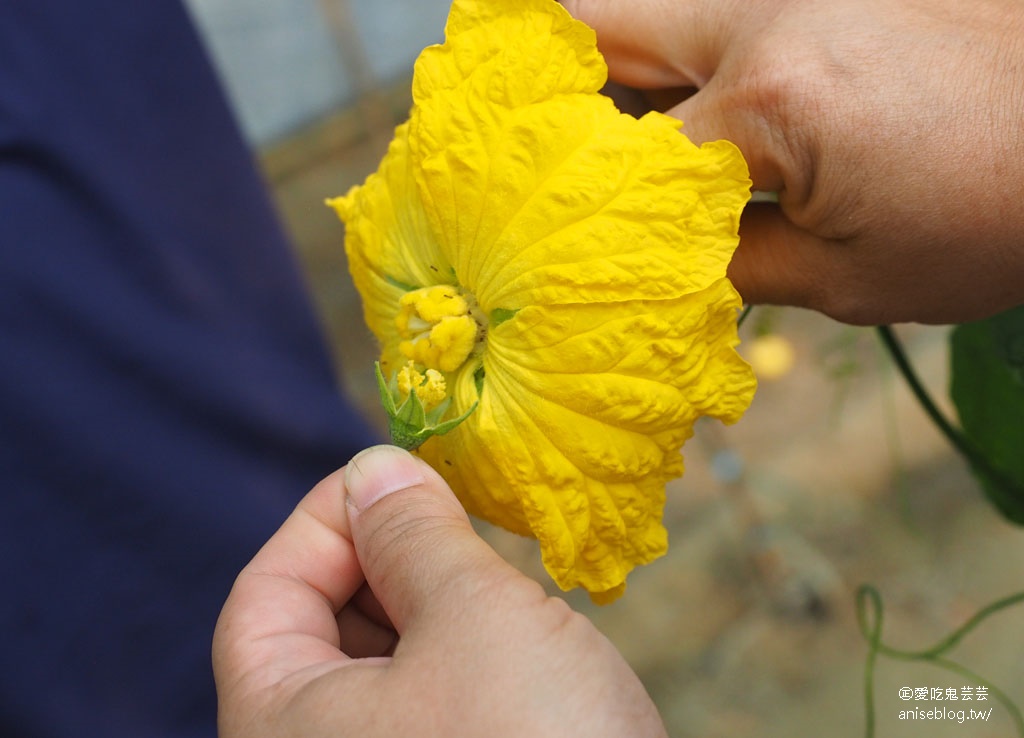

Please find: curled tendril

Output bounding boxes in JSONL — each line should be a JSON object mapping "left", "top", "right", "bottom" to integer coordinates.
{"left": 855, "top": 584, "right": 1024, "bottom": 738}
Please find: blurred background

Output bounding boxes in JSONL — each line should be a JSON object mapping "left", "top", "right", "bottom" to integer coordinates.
{"left": 183, "top": 1, "right": 1024, "bottom": 735}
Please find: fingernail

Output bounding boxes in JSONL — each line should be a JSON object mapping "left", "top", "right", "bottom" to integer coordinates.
{"left": 344, "top": 445, "right": 426, "bottom": 512}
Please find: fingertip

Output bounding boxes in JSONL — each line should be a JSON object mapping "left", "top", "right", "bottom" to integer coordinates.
{"left": 344, "top": 445, "right": 429, "bottom": 513}
{"left": 561, "top": 0, "right": 708, "bottom": 88}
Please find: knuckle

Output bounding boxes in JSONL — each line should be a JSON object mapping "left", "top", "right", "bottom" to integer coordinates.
{"left": 727, "top": 39, "right": 837, "bottom": 202}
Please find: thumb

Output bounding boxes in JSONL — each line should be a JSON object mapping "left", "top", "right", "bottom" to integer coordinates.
{"left": 343, "top": 445, "right": 514, "bottom": 634}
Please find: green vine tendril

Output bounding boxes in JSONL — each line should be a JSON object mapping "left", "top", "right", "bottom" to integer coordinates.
{"left": 856, "top": 585, "right": 1024, "bottom": 737}
{"left": 867, "top": 325, "right": 1024, "bottom": 736}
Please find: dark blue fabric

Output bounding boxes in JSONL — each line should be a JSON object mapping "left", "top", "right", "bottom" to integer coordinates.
{"left": 0, "top": 2, "right": 374, "bottom": 736}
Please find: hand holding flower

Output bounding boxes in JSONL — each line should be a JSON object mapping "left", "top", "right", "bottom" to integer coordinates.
{"left": 213, "top": 446, "right": 668, "bottom": 738}
{"left": 562, "top": 0, "right": 1024, "bottom": 325}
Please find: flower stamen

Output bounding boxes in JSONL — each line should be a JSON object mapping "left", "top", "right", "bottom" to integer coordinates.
{"left": 374, "top": 361, "right": 479, "bottom": 451}
{"left": 397, "top": 361, "right": 448, "bottom": 411}
{"left": 396, "top": 285, "right": 484, "bottom": 372}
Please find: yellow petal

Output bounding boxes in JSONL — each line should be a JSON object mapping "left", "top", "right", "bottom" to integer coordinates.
{"left": 419, "top": 279, "right": 755, "bottom": 598}
{"left": 413, "top": 0, "right": 606, "bottom": 108}
{"left": 327, "top": 122, "right": 450, "bottom": 372}
{"left": 409, "top": 0, "right": 749, "bottom": 310}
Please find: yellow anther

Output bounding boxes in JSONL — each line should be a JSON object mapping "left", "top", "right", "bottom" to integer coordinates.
{"left": 396, "top": 362, "right": 420, "bottom": 399}
{"left": 397, "top": 285, "right": 468, "bottom": 326}
{"left": 396, "top": 361, "right": 448, "bottom": 412}
{"left": 396, "top": 285, "right": 481, "bottom": 372}
{"left": 419, "top": 368, "right": 447, "bottom": 408}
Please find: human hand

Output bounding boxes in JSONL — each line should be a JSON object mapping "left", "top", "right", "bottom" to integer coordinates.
{"left": 563, "top": 0, "right": 1024, "bottom": 325}
{"left": 212, "top": 445, "right": 667, "bottom": 738}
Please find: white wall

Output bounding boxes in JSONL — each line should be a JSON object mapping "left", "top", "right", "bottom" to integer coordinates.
{"left": 184, "top": 0, "right": 450, "bottom": 144}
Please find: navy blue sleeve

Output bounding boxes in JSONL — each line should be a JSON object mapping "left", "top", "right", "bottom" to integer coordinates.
{"left": 0, "top": 3, "right": 376, "bottom": 736}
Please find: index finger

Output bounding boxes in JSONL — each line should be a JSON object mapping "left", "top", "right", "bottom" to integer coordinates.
{"left": 212, "top": 468, "right": 366, "bottom": 697}
{"left": 561, "top": 0, "right": 747, "bottom": 88}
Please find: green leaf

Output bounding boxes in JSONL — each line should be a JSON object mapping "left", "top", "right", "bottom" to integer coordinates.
{"left": 950, "top": 305, "right": 1024, "bottom": 524}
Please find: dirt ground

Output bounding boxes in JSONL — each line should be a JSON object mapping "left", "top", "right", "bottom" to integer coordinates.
{"left": 262, "top": 109, "right": 1024, "bottom": 738}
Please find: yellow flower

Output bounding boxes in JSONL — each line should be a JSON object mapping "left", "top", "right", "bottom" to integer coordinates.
{"left": 328, "top": 0, "right": 756, "bottom": 601}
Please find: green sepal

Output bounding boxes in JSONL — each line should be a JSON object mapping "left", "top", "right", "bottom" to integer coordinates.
{"left": 374, "top": 361, "right": 479, "bottom": 451}
{"left": 375, "top": 361, "right": 399, "bottom": 416}
{"left": 489, "top": 307, "right": 519, "bottom": 327}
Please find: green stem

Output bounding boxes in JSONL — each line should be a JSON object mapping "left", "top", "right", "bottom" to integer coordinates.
{"left": 929, "top": 657, "right": 1024, "bottom": 735}
{"left": 875, "top": 326, "right": 975, "bottom": 463}
{"left": 874, "top": 325, "right": 1022, "bottom": 495}
{"left": 737, "top": 303, "right": 754, "bottom": 329}
{"left": 857, "top": 587, "right": 882, "bottom": 738}
{"left": 882, "top": 591, "right": 1024, "bottom": 660}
